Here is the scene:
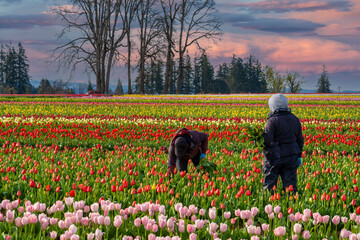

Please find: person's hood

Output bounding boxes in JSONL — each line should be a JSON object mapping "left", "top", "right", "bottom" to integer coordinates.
{"left": 268, "top": 94, "right": 289, "bottom": 113}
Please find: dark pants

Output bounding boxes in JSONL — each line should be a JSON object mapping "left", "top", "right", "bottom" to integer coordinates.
{"left": 263, "top": 154, "right": 298, "bottom": 193}
{"left": 176, "top": 154, "right": 201, "bottom": 173}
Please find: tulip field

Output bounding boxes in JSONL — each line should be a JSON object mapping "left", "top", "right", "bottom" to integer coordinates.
{"left": 1, "top": 94, "right": 360, "bottom": 240}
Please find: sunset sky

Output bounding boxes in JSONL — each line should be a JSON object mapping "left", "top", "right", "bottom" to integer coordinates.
{"left": 0, "top": 0, "right": 359, "bottom": 91}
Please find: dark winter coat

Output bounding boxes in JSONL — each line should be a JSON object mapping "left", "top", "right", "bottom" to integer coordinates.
{"left": 167, "top": 130, "right": 208, "bottom": 168}
{"left": 263, "top": 111, "right": 304, "bottom": 160}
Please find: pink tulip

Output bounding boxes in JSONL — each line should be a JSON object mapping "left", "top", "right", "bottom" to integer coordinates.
{"left": 28, "top": 214, "right": 38, "bottom": 224}
{"left": 18, "top": 207, "right": 24, "bottom": 214}
{"left": 151, "top": 224, "right": 158, "bottom": 233}
{"left": 303, "top": 209, "right": 312, "bottom": 218}
{"left": 209, "top": 222, "right": 218, "bottom": 232}
{"left": 293, "top": 223, "right": 301, "bottom": 234}
{"left": 113, "top": 216, "right": 122, "bottom": 228}
{"left": 178, "top": 220, "right": 185, "bottom": 232}
{"left": 264, "top": 205, "right": 272, "bottom": 214}
{"left": 251, "top": 236, "right": 260, "bottom": 240}
{"left": 95, "top": 228, "right": 103, "bottom": 240}
{"left": 209, "top": 208, "right": 216, "bottom": 220}
{"left": 50, "top": 231, "right": 57, "bottom": 239}
{"left": 199, "top": 209, "right": 206, "bottom": 216}
{"left": 104, "top": 216, "right": 111, "bottom": 226}
{"left": 15, "top": 217, "right": 22, "bottom": 227}
{"left": 278, "top": 212, "right": 283, "bottom": 219}
{"left": 340, "top": 229, "right": 350, "bottom": 239}
{"left": 349, "top": 233, "right": 357, "bottom": 240}
{"left": 84, "top": 206, "right": 90, "bottom": 213}
{"left": 58, "top": 220, "right": 67, "bottom": 229}
{"left": 21, "top": 216, "right": 28, "bottom": 225}
{"left": 231, "top": 218, "right": 236, "bottom": 225}
{"left": 289, "top": 214, "right": 296, "bottom": 222}
{"left": 274, "top": 205, "right": 281, "bottom": 214}
{"left": 50, "top": 218, "right": 58, "bottom": 225}
{"left": 134, "top": 218, "right": 142, "bottom": 227}
{"left": 40, "top": 218, "right": 49, "bottom": 229}
{"left": 295, "top": 212, "right": 302, "bottom": 221}
{"left": 65, "top": 197, "right": 74, "bottom": 206}
{"left": 148, "top": 234, "right": 156, "bottom": 240}
{"left": 70, "top": 235, "right": 80, "bottom": 240}
{"left": 341, "top": 217, "right": 348, "bottom": 224}
{"left": 235, "top": 209, "right": 241, "bottom": 217}
{"left": 187, "top": 224, "right": 196, "bottom": 233}
{"left": 302, "top": 230, "right": 310, "bottom": 239}
{"left": 167, "top": 218, "right": 174, "bottom": 228}
{"left": 224, "top": 211, "right": 231, "bottom": 219}
{"left": 195, "top": 219, "right": 205, "bottom": 229}
{"left": 189, "top": 233, "right": 197, "bottom": 240}
{"left": 87, "top": 233, "right": 94, "bottom": 240}
{"left": 247, "top": 225, "right": 256, "bottom": 235}
{"left": 64, "top": 230, "right": 72, "bottom": 239}
{"left": 69, "top": 224, "right": 77, "bottom": 234}
{"left": 261, "top": 223, "right": 269, "bottom": 232}
{"left": 251, "top": 207, "right": 259, "bottom": 217}
{"left": 6, "top": 210, "right": 14, "bottom": 222}
{"left": 323, "top": 215, "right": 330, "bottom": 224}
{"left": 81, "top": 217, "right": 90, "bottom": 226}
{"left": 292, "top": 234, "right": 298, "bottom": 240}
{"left": 255, "top": 226, "right": 261, "bottom": 235}
{"left": 91, "top": 203, "right": 99, "bottom": 212}
{"left": 274, "top": 226, "right": 286, "bottom": 237}
{"left": 332, "top": 215, "right": 340, "bottom": 225}
{"left": 220, "top": 223, "right": 227, "bottom": 232}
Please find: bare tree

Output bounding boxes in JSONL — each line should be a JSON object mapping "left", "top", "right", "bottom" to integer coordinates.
{"left": 136, "top": 0, "right": 164, "bottom": 94}
{"left": 51, "top": 0, "right": 131, "bottom": 94}
{"left": 175, "top": 0, "right": 222, "bottom": 94}
{"left": 123, "top": 0, "right": 140, "bottom": 94}
{"left": 160, "top": 0, "right": 180, "bottom": 94}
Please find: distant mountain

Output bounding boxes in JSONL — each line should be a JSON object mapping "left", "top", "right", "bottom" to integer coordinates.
{"left": 30, "top": 79, "right": 129, "bottom": 94}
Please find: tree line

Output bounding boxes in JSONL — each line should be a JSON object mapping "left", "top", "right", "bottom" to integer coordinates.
{"left": 128, "top": 52, "right": 307, "bottom": 94}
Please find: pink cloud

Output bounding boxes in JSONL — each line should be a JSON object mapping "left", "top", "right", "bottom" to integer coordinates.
{"left": 204, "top": 35, "right": 360, "bottom": 76}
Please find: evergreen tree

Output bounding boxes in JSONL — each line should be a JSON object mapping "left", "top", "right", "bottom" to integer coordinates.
{"left": 193, "top": 57, "right": 201, "bottom": 94}
{"left": 0, "top": 45, "right": 5, "bottom": 87}
{"left": 38, "top": 78, "right": 53, "bottom": 94}
{"left": 316, "top": 65, "right": 331, "bottom": 93}
{"left": 228, "top": 56, "right": 244, "bottom": 93}
{"left": 115, "top": 78, "right": 124, "bottom": 95}
{"left": 153, "top": 61, "right": 163, "bottom": 94}
{"left": 5, "top": 46, "right": 18, "bottom": 91}
{"left": 87, "top": 79, "right": 94, "bottom": 92}
{"left": 214, "top": 63, "right": 231, "bottom": 94}
{"left": 169, "top": 59, "right": 177, "bottom": 94}
{"left": 198, "top": 52, "right": 215, "bottom": 93}
{"left": 16, "top": 42, "right": 31, "bottom": 94}
{"left": 182, "top": 54, "right": 193, "bottom": 94}
{"left": 243, "top": 55, "right": 267, "bottom": 93}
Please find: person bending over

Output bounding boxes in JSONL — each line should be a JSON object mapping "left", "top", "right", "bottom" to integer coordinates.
{"left": 167, "top": 128, "right": 208, "bottom": 175}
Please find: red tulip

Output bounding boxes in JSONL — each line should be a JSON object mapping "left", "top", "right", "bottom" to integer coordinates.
{"left": 288, "top": 207, "right": 293, "bottom": 214}
{"left": 29, "top": 180, "right": 35, "bottom": 188}
{"left": 69, "top": 190, "right": 75, "bottom": 197}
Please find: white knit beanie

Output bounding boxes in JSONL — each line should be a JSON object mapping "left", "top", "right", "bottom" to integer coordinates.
{"left": 268, "top": 94, "right": 288, "bottom": 113}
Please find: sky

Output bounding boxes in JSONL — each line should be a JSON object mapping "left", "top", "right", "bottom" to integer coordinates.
{"left": 0, "top": 0, "right": 359, "bottom": 92}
